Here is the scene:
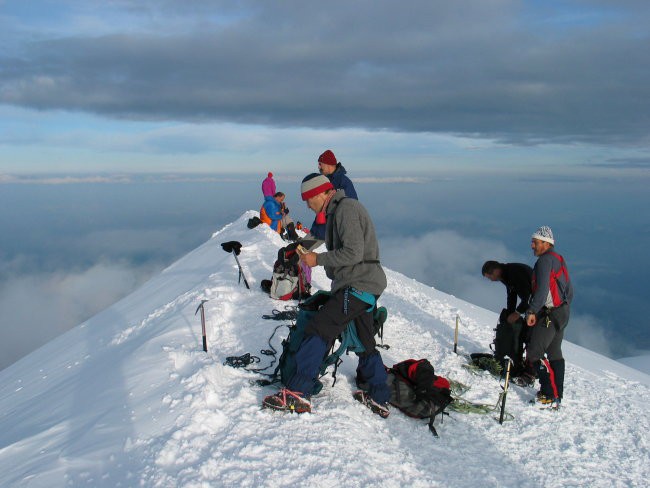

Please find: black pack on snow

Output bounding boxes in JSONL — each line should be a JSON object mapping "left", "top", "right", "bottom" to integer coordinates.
{"left": 276, "top": 290, "right": 388, "bottom": 396}
{"left": 491, "top": 308, "right": 526, "bottom": 374}
{"left": 386, "top": 358, "right": 453, "bottom": 436}
{"left": 469, "top": 308, "right": 527, "bottom": 377}
{"left": 261, "top": 242, "right": 314, "bottom": 301}
{"left": 247, "top": 216, "right": 262, "bottom": 229}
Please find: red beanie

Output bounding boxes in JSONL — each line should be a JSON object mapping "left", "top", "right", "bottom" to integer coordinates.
{"left": 268, "top": 172, "right": 273, "bottom": 177}
{"left": 318, "top": 150, "right": 337, "bottom": 166}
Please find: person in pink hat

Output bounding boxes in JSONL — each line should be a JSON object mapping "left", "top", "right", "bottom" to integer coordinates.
{"left": 261, "top": 172, "right": 276, "bottom": 197}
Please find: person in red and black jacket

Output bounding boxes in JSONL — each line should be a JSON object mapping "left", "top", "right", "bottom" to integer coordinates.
{"left": 525, "top": 226, "right": 574, "bottom": 409}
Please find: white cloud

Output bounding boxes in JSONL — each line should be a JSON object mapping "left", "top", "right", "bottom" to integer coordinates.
{"left": 0, "top": 261, "right": 159, "bottom": 371}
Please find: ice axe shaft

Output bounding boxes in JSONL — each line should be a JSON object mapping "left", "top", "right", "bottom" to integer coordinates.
{"left": 453, "top": 314, "right": 459, "bottom": 354}
{"left": 195, "top": 300, "right": 209, "bottom": 352}
{"left": 232, "top": 252, "right": 250, "bottom": 290}
{"left": 499, "top": 356, "right": 512, "bottom": 424}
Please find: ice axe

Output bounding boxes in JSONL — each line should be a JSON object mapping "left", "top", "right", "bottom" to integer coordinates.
{"left": 195, "top": 299, "right": 209, "bottom": 352}
{"left": 498, "top": 356, "right": 513, "bottom": 424}
{"left": 221, "top": 240, "right": 250, "bottom": 290}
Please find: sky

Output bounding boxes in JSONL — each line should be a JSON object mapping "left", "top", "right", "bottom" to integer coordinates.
{"left": 1, "top": 0, "right": 649, "bottom": 174}
{"left": 1, "top": 1, "right": 649, "bottom": 370}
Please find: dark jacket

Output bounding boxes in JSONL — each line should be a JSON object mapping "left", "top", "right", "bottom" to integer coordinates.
{"left": 329, "top": 164, "right": 357, "bottom": 200}
{"left": 501, "top": 263, "right": 533, "bottom": 314}
{"left": 309, "top": 164, "right": 358, "bottom": 240}
{"left": 316, "top": 191, "right": 386, "bottom": 296}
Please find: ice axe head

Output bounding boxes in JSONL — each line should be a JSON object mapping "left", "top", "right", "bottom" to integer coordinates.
{"left": 221, "top": 241, "right": 242, "bottom": 255}
{"left": 195, "top": 299, "right": 208, "bottom": 316}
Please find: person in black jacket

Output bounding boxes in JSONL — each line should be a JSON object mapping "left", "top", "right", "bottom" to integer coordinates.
{"left": 482, "top": 261, "right": 533, "bottom": 377}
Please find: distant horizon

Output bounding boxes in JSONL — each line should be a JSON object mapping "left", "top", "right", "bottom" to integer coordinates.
{"left": 1, "top": 174, "right": 648, "bottom": 371}
{"left": 2, "top": 165, "right": 649, "bottom": 179}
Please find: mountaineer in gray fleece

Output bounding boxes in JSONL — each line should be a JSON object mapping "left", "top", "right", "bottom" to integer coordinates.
{"left": 317, "top": 190, "right": 387, "bottom": 296}
{"left": 261, "top": 173, "right": 390, "bottom": 415}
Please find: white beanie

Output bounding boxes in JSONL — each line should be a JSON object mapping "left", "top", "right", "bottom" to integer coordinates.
{"left": 532, "top": 226, "right": 555, "bottom": 245}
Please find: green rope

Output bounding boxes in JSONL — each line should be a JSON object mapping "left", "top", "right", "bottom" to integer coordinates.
{"left": 448, "top": 378, "right": 471, "bottom": 397}
{"left": 463, "top": 356, "right": 503, "bottom": 376}
{"left": 446, "top": 376, "right": 515, "bottom": 421}
{"left": 449, "top": 396, "right": 498, "bottom": 415}
{"left": 448, "top": 392, "right": 514, "bottom": 421}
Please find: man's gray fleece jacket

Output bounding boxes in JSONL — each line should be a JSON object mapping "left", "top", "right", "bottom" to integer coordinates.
{"left": 316, "top": 191, "right": 387, "bottom": 296}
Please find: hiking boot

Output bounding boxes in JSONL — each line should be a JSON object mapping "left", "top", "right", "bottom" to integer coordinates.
{"left": 353, "top": 390, "right": 390, "bottom": 419}
{"left": 262, "top": 388, "right": 311, "bottom": 414}
{"left": 536, "top": 392, "right": 561, "bottom": 409}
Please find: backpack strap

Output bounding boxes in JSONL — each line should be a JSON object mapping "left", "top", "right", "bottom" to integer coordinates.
{"left": 319, "top": 321, "right": 366, "bottom": 383}
{"left": 347, "top": 287, "right": 376, "bottom": 312}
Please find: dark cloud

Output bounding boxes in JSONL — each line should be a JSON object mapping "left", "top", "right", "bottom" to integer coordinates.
{"left": 1, "top": 1, "right": 649, "bottom": 145}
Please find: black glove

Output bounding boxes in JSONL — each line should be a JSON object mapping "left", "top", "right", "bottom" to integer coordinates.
{"left": 283, "top": 207, "right": 289, "bottom": 215}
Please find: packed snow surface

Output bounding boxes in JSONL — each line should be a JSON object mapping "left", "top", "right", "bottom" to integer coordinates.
{"left": 1, "top": 212, "right": 648, "bottom": 487}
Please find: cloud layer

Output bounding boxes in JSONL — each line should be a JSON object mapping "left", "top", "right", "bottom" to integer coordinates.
{"left": 2, "top": 1, "right": 650, "bottom": 146}
{"left": 0, "top": 261, "right": 158, "bottom": 371}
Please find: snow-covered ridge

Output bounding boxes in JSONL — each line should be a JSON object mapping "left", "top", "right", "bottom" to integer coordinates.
{"left": 0, "top": 212, "right": 648, "bottom": 487}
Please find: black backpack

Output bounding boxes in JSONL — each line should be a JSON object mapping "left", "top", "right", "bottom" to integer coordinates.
{"left": 491, "top": 308, "right": 526, "bottom": 375}
{"left": 386, "top": 358, "right": 453, "bottom": 436}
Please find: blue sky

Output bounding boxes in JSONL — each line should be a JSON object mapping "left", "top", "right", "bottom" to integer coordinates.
{"left": 1, "top": 0, "right": 649, "bottom": 174}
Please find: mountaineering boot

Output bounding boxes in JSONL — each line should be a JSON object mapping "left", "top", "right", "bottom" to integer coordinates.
{"left": 536, "top": 391, "right": 561, "bottom": 410}
{"left": 262, "top": 388, "right": 312, "bottom": 414}
{"left": 353, "top": 390, "right": 390, "bottom": 418}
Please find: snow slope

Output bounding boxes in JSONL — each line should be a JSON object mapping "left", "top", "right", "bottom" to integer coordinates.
{"left": 618, "top": 354, "right": 650, "bottom": 376}
{"left": 1, "top": 212, "right": 648, "bottom": 487}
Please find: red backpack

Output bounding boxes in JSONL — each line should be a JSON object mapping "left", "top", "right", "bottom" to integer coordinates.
{"left": 386, "top": 359, "right": 453, "bottom": 437}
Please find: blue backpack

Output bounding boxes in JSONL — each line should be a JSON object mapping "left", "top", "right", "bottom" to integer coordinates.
{"left": 277, "top": 290, "right": 388, "bottom": 395}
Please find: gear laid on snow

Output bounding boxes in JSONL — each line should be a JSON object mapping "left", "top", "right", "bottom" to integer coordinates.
{"left": 385, "top": 358, "right": 453, "bottom": 436}
{"left": 221, "top": 240, "right": 250, "bottom": 290}
{"left": 261, "top": 307, "right": 298, "bottom": 321}
{"left": 262, "top": 388, "right": 312, "bottom": 414}
{"left": 353, "top": 390, "right": 390, "bottom": 418}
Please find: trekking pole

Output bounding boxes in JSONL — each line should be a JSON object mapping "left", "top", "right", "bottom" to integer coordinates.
{"left": 232, "top": 252, "right": 251, "bottom": 290}
{"left": 221, "top": 241, "right": 251, "bottom": 290}
{"left": 453, "top": 314, "right": 459, "bottom": 354}
{"left": 195, "top": 300, "right": 209, "bottom": 352}
{"left": 499, "top": 356, "right": 512, "bottom": 424}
